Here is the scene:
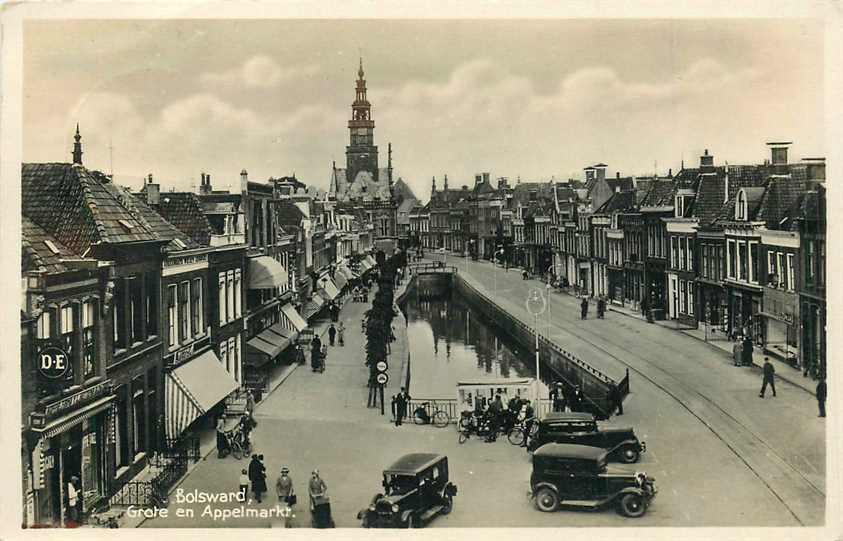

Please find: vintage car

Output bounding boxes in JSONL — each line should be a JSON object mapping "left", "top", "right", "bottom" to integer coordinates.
{"left": 527, "top": 412, "right": 646, "bottom": 463}
{"left": 357, "top": 453, "right": 458, "bottom": 528}
{"left": 530, "top": 443, "right": 657, "bottom": 517}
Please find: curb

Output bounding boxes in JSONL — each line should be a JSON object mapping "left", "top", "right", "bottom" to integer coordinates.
{"left": 607, "top": 306, "right": 816, "bottom": 396}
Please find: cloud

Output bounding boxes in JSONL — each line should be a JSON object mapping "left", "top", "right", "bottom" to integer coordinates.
{"left": 199, "top": 55, "right": 320, "bottom": 89}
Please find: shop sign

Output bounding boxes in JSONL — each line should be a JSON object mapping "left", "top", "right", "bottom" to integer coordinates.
{"left": 43, "top": 381, "right": 110, "bottom": 418}
{"left": 37, "top": 344, "right": 71, "bottom": 380}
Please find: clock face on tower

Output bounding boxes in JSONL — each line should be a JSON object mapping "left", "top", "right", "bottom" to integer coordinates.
{"left": 356, "top": 128, "right": 367, "bottom": 135}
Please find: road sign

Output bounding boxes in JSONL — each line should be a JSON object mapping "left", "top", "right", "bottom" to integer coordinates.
{"left": 376, "top": 361, "right": 388, "bottom": 372}
{"left": 37, "top": 344, "right": 71, "bottom": 380}
{"left": 376, "top": 373, "right": 389, "bottom": 385}
{"left": 526, "top": 288, "right": 547, "bottom": 316}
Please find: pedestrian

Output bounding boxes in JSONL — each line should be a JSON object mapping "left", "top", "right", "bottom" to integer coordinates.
{"left": 308, "top": 469, "right": 328, "bottom": 512}
{"left": 816, "top": 377, "right": 827, "bottom": 417}
{"left": 311, "top": 334, "right": 323, "bottom": 372}
{"left": 249, "top": 454, "right": 267, "bottom": 503}
{"left": 549, "top": 384, "right": 560, "bottom": 412}
{"left": 759, "top": 357, "right": 777, "bottom": 398}
{"left": 294, "top": 344, "right": 306, "bottom": 366}
{"left": 239, "top": 413, "right": 255, "bottom": 448}
{"left": 742, "top": 335, "right": 754, "bottom": 366}
{"left": 597, "top": 297, "right": 606, "bottom": 319}
{"left": 328, "top": 323, "right": 337, "bottom": 347}
{"left": 238, "top": 469, "right": 249, "bottom": 501}
{"left": 245, "top": 390, "right": 256, "bottom": 418}
{"left": 337, "top": 322, "right": 345, "bottom": 346}
{"left": 66, "top": 475, "right": 80, "bottom": 527}
{"left": 216, "top": 416, "right": 227, "bottom": 459}
{"left": 486, "top": 394, "right": 504, "bottom": 442}
{"left": 609, "top": 383, "right": 624, "bottom": 416}
{"left": 570, "top": 385, "right": 583, "bottom": 412}
{"left": 276, "top": 467, "right": 296, "bottom": 528}
{"left": 521, "top": 400, "right": 535, "bottom": 448}
{"left": 580, "top": 297, "right": 589, "bottom": 320}
{"left": 732, "top": 337, "right": 743, "bottom": 367}
{"left": 395, "top": 387, "right": 410, "bottom": 426}
{"left": 640, "top": 295, "right": 649, "bottom": 318}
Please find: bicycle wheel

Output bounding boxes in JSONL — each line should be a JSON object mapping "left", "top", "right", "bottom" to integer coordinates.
{"left": 232, "top": 444, "right": 243, "bottom": 460}
{"left": 432, "top": 411, "right": 450, "bottom": 428}
{"left": 458, "top": 430, "right": 469, "bottom": 444}
{"left": 413, "top": 409, "right": 427, "bottom": 425}
{"left": 507, "top": 427, "right": 525, "bottom": 446}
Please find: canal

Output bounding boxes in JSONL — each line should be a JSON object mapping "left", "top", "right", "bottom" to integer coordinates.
{"left": 402, "top": 285, "right": 552, "bottom": 400}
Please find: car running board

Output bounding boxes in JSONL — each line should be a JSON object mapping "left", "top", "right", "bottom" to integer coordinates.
{"left": 419, "top": 505, "right": 444, "bottom": 522}
{"left": 560, "top": 499, "right": 606, "bottom": 509}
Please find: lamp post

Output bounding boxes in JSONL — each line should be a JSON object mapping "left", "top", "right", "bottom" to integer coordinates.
{"left": 526, "top": 288, "right": 547, "bottom": 419}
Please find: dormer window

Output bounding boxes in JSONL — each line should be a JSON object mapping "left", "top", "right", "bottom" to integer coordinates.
{"left": 735, "top": 190, "right": 747, "bottom": 221}
{"left": 674, "top": 195, "right": 684, "bottom": 218}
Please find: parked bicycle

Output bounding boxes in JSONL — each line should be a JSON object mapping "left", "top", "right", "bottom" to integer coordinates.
{"left": 507, "top": 417, "right": 539, "bottom": 446}
{"left": 457, "top": 411, "right": 496, "bottom": 444}
{"left": 224, "top": 427, "right": 252, "bottom": 460}
{"left": 413, "top": 401, "right": 450, "bottom": 428}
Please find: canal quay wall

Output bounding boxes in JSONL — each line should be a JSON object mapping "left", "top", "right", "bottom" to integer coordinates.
{"left": 400, "top": 269, "right": 625, "bottom": 419}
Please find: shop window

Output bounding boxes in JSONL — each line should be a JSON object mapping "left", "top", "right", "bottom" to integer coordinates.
{"left": 116, "top": 388, "right": 129, "bottom": 467}
{"left": 132, "top": 380, "right": 146, "bottom": 456}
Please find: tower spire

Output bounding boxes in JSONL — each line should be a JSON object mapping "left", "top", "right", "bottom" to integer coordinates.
{"left": 358, "top": 56, "right": 364, "bottom": 79}
{"left": 72, "top": 123, "right": 83, "bottom": 165}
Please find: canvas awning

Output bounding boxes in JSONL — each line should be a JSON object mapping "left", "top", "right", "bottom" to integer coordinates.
{"left": 281, "top": 303, "right": 308, "bottom": 332}
{"left": 301, "top": 297, "right": 325, "bottom": 320}
{"left": 318, "top": 278, "right": 340, "bottom": 301}
{"left": 246, "top": 327, "right": 291, "bottom": 364}
{"left": 365, "top": 255, "right": 377, "bottom": 268}
{"left": 249, "top": 256, "right": 289, "bottom": 289}
{"left": 333, "top": 272, "right": 348, "bottom": 291}
{"left": 165, "top": 349, "right": 239, "bottom": 439}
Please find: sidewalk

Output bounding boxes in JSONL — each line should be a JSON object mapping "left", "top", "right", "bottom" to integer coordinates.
{"left": 602, "top": 300, "right": 816, "bottom": 395}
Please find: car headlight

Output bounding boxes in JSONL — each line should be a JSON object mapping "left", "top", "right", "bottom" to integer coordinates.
{"left": 391, "top": 504, "right": 400, "bottom": 513}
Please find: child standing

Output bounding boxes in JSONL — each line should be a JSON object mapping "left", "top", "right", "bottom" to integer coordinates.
{"left": 239, "top": 469, "right": 249, "bottom": 501}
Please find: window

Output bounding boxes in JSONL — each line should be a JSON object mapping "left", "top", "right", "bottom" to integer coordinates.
{"left": 686, "top": 238, "right": 694, "bottom": 272}
{"left": 132, "top": 380, "right": 146, "bottom": 455}
{"left": 145, "top": 273, "right": 158, "bottom": 338}
{"left": 738, "top": 241, "right": 747, "bottom": 281}
{"left": 818, "top": 240, "right": 825, "bottom": 287}
{"left": 219, "top": 340, "right": 229, "bottom": 373}
{"left": 82, "top": 300, "right": 96, "bottom": 378}
{"left": 226, "top": 271, "right": 235, "bottom": 323}
{"left": 36, "top": 311, "right": 51, "bottom": 340}
{"left": 688, "top": 282, "right": 695, "bottom": 316}
{"left": 678, "top": 237, "right": 685, "bottom": 270}
{"left": 59, "top": 305, "right": 74, "bottom": 335}
{"left": 736, "top": 190, "right": 747, "bottom": 220}
{"left": 768, "top": 251, "right": 777, "bottom": 285}
{"left": 727, "top": 240, "right": 736, "bottom": 279}
{"left": 234, "top": 269, "right": 242, "bottom": 316}
{"left": 130, "top": 276, "right": 143, "bottom": 344}
{"left": 228, "top": 337, "right": 237, "bottom": 377}
{"left": 178, "top": 281, "right": 190, "bottom": 343}
{"left": 679, "top": 280, "right": 687, "bottom": 314}
{"left": 115, "top": 387, "right": 129, "bottom": 467}
{"left": 166, "top": 285, "right": 177, "bottom": 347}
{"left": 219, "top": 272, "right": 227, "bottom": 324}
{"left": 749, "top": 242, "right": 758, "bottom": 284}
{"left": 787, "top": 254, "right": 795, "bottom": 291}
{"left": 191, "top": 278, "right": 202, "bottom": 336}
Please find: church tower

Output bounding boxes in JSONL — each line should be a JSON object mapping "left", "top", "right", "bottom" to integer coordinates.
{"left": 346, "top": 58, "right": 379, "bottom": 184}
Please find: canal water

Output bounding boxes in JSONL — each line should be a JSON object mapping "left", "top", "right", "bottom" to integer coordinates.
{"left": 402, "top": 286, "right": 552, "bottom": 400}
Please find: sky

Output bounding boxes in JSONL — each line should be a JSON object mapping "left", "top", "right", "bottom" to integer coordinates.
{"left": 23, "top": 19, "right": 824, "bottom": 201}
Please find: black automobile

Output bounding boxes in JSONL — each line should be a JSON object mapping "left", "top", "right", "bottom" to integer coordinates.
{"left": 527, "top": 412, "right": 646, "bottom": 463}
{"left": 530, "top": 443, "right": 657, "bottom": 518}
{"left": 358, "top": 453, "right": 458, "bottom": 528}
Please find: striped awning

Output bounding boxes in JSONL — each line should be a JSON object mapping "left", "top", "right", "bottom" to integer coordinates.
{"left": 333, "top": 272, "right": 348, "bottom": 291}
{"left": 247, "top": 328, "right": 289, "bottom": 360}
{"left": 33, "top": 395, "right": 115, "bottom": 439}
{"left": 165, "top": 350, "right": 239, "bottom": 440}
{"left": 268, "top": 323, "right": 297, "bottom": 342}
{"left": 301, "top": 298, "right": 325, "bottom": 320}
{"left": 281, "top": 303, "right": 308, "bottom": 332}
{"left": 249, "top": 256, "right": 289, "bottom": 289}
{"left": 321, "top": 278, "right": 340, "bottom": 300}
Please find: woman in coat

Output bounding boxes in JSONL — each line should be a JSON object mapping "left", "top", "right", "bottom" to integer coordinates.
{"left": 741, "top": 335, "right": 754, "bottom": 366}
{"left": 249, "top": 454, "right": 267, "bottom": 503}
{"left": 276, "top": 467, "right": 296, "bottom": 527}
{"left": 732, "top": 338, "right": 743, "bottom": 367}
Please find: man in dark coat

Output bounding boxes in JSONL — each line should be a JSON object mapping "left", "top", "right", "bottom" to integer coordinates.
{"left": 521, "top": 400, "right": 535, "bottom": 448}
{"left": 597, "top": 297, "right": 606, "bottom": 319}
{"left": 742, "top": 335, "right": 754, "bottom": 366}
{"left": 327, "top": 324, "right": 336, "bottom": 347}
{"left": 609, "top": 383, "right": 624, "bottom": 416}
{"left": 395, "top": 387, "right": 410, "bottom": 426}
{"left": 311, "top": 335, "right": 323, "bottom": 371}
{"left": 580, "top": 298, "right": 589, "bottom": 320}
{"left": 570, "top": 386, "right": 583, "bottom": 412}
{"left": 548, "top": 384, "right": 560, "bottom": 412}
{"left": 249, "top": 454, "right": 267, "bottom": 503}
{"left": 816, "top": 377, "right": 827, "bottom": 417}
{"left": 759, "top": 357, "right": 777, "bottom": 398}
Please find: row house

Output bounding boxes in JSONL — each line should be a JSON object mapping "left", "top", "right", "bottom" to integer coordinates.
{"left": 798, "top": 182, "right": 826, "bottom": 378}
{"left": 593, "top": 189, "right": 637, "bottom": 303}
{"left": 22, "top": 161, "right": 167, "bottom": 526}
{"left": 512, "top": 182, "right": 556, "bottom": 275}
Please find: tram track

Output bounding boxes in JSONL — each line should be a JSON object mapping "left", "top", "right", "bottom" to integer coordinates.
{"left": 458, "top": 266, "right": 824, "bottom": 526}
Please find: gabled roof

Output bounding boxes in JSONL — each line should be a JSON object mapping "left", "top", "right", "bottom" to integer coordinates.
{"left": 639, "top": 178, "right": 677, "bottom": 209}
{"left": 276, "top": 200, "right": 306, "bottom": 226}
{"left": 150, "top": 192, "right": 213, "bottom": 246}
{"left": 606, "top": 176, "right": 635, "bottom": 193}
{"left": 755, "top": 175, "right": 808, "bottom": 231}
{"left": 22, "top": 215, "right": 81, "bottom": 274}
{"left": 22, "top": 163, "right": 159, "bottom": 255}
{"left": 127, "top": 191, "right": 199, "bottom": 251}
{"left": 392, "top": 177, "right": 418, "bottom": 205}
{"left": 690, "top": 171, "right": 727, "bottom": 226}
{"left": 595, "top": 190, "right": 637, "bottom": 215}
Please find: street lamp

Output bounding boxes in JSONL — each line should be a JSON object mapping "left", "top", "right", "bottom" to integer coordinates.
{"left": 526, "top": 288, "right": 547, "bottom": 419}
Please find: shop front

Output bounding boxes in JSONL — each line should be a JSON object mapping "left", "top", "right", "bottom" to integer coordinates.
{"left": 27, "top": 381, "right": 114, "bottom": 527}
{"left": 726, "top": 284, "right": 763, "bottom": 343}
{"left": 759, "top": 287, "right": 799, "bottom": 366}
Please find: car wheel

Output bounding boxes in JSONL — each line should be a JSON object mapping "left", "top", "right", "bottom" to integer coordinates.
{"left": 534, "top": 487, "right": 560, "bottom": 512}
{"left": 458, "top": 431, "right": 469, "bottom": 444}
{"left": 618, "top": 446, "right": 640, "bottom": 464}
{"left": 441, "top": 495, "right": 453, "bottom": 515}
{"left": 618, "top": 493, "right": 647, "bottom": 518}
{"left": 507, "top": 428, "right": 525, "bottom": 446}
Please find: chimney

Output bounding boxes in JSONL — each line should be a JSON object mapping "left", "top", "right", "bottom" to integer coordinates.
{"left": 595, "top": 164, "right": 607, "bottom": 182}
{"left": 497, "top": 177, "right": 508, "bottom": 190}
{"left": 767, "top": 141, "right": 791, "bottom": 173}
{"left": 199, "top": 172, "right": 212, "bottom": 195}
{"left": 475, "top": 174, "right": 483, "bottom": 186}
{"left": 483, "top": 172, "right": 490, "bottom": 184}
{"left": 616, "top": 171, "right": 620, "bottom": 179}
{"left": 146, "top": 174, "right": 160, "bottom": 206}
{"left": 802, "top": 157, "right": 826, "bottom": 182}
{"left": 238, "top": 169, "right": 248, "bottom": 193}
{"left": 723, "top": 167, "right": 730, "bottom": 203}
{"left": 700, "top": 148, "right": 715, "bottom": 172}
{"left": 668, "top": 168, "right": 672, "bottom": 178}
{"left": 583, "top": 166, "right": 595, "bottom": 184}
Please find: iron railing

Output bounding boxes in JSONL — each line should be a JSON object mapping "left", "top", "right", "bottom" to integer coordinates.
{"left": 110, "top": 455, "right": 189, "bottom": 508}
